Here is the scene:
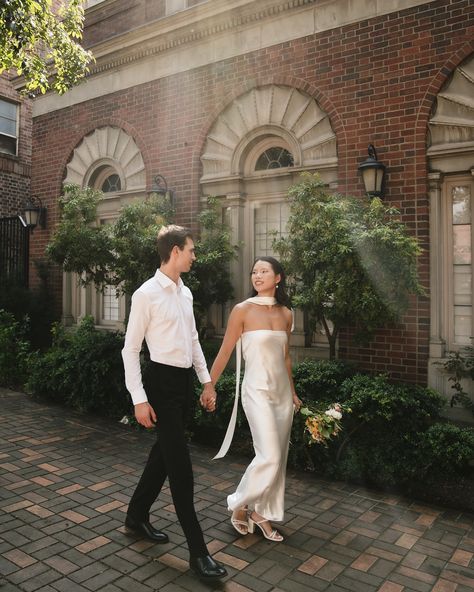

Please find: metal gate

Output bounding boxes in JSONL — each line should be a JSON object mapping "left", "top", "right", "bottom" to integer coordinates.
{"left": 0, "top": 216, "right": 30, "bottom": 288}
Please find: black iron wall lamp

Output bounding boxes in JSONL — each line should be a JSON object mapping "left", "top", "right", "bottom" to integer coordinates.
{"left": 358, "top": 144, "right": 386, "bottom": 198}
{"left": 23, "top": 196, "right": 47, "bottom": 230}
{"left": 151, "top": 174, "right": 174, "bottom": 204}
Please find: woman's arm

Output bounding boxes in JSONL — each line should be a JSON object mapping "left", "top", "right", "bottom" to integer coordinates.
{"left": 284, "top": 308, "right": 302, "bottom": 411}
{"left": 209, "top": 304, "right": 245, "bottom": 385}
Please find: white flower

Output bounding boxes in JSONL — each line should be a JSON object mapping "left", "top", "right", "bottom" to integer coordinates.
{"left": 119, "top": 415, "right": 130, "bottom": 425}
{"left": 325, "top": 408, "right": 342, "bottom": 420}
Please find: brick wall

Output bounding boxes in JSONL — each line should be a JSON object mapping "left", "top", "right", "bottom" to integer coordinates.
{"left": 0, "top": 74, "right": 32, "bottom": 217}
{"left": 31, "top": 0, "right": 474, "bottom": 383}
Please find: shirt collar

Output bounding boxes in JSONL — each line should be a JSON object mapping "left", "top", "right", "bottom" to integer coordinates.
{"left": 155, "top": 268, "right": 184, "bottom": 290}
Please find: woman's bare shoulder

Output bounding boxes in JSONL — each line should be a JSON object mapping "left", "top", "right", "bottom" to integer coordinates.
{"left": 229, "top": 301, "right": 251, "bottom": 318}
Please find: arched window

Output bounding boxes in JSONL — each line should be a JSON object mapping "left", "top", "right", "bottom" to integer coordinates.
{"left": 255, "top": 147, "right": 294, "bottom": 170}
{"left": 101, "top": 173, "right": 121, "bottom": 193}
{"left": 88, "top": 165, "right": 122, "bottom": 193}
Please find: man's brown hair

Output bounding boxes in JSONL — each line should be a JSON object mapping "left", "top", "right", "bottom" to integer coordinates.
{"left": 157, "top": 225, "right": 193, "bottom": 263}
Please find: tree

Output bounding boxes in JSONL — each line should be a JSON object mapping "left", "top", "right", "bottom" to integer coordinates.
{"left": 46, "top": 184, "right": 235, "bottom": 327}
{"left": 186, "top": 197, "right": 237, "bottom": 336}
{"left": 0, "top": 0, "right": 93, "bottom": 95}
{"left": 274, "top": 173, "right": 425, "bottom": 359}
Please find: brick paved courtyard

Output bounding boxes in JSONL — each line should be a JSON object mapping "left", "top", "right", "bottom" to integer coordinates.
{"left": 1, "top": 388, "right": 474, "bottom": 592}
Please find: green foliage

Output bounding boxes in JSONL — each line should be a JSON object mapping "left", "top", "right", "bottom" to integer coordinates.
{"left": 322, "top": 374, "right": 449, "bottom": 487}
{"left": 185, "top": 197, "right": 236, "bottom": 335}
{"left": 0, "top": 0, "right": 93, "bottom": 95}
{"left": 416, "top": 423, "right": 474, "bottom": 481}
{"left": 274, "top": 173, "right": 424, "bottom": 357}
{"left": 338, "top": 374, "right": 445, "bottom": 429}
{"left": 292, "top": 359, "right": 355, "bottom": 403}
{"left": 0, "top": 261, "right": 58, "bottom": 348}
{"left": 435, "top": 346, "right": 474, "bottom": 413}
{"left": 47, "top": 187, "right": 234, "bottom": 323}
{"left": 46, "top": 184, "right": 117, "bottom": 288}
{"left": 109, "top": 194, "right": 175, "bottom": 295}
{"left": 26, "top": 316, "right": 130, "bottom": 417}
{"left": 0, "top": 309, "right": 30, "bottom": 388}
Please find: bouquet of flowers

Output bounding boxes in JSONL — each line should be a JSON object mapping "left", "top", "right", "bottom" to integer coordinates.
{"left": 299, "top": 403, "right": 347, "bottom": 446}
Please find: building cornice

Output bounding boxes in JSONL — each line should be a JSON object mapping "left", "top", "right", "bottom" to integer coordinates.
{"left": 30, "top": 0, "right": 435, "bottom": 117}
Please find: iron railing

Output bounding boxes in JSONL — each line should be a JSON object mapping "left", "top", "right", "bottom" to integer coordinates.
{"left": 0, "top": 216, "right": 30, "bottom": 288}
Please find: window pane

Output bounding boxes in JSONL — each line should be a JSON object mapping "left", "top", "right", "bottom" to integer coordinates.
{"left": 0, "top": 135, "right": 17, "bottom": 155}
{"left": 450, "top": 182, "right": 473, "bottom": 347}
{"left": 101, "top": 173, "right": 121, "bottom": 193}
{"left": 454, "top": 306, "right": 472, "bottom": 345}
{"left": 0, "top": 99, "right": 16, "bottom": 120}
{"left": 0, "top": 116, "right": 16, "bottom": 136}
{"left": 0, "top": 100, "right": 18, "bottom": 155}
{"left": 453, "top": 225, "right": 471, "bottom": 264}
{"left": 452, "top": 186, "right": 471, "bottom": 224}
{"left": 254, "top": 201, "right": 289, "bottom": 257}
{"left": 255, "top": 147, "right": 294, "bottom": 171}
{"left": 454, "top": 265, "right": 472, "bottom": 306}
{"left": 102, "top": 285, "right": 119, "bottom": 321}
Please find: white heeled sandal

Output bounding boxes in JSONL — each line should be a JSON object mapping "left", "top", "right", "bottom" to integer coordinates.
{"left": 248, "top": 512, "right": 283, "bottom": 542}
{"left": 230, "top": 508, "right": 249, "bottom": 535}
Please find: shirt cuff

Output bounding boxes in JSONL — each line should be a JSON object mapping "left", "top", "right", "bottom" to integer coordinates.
{"left": 195, "top": 368, "right": 211, "bottom": 385}
{"left": 130, "top": 388, "right": 148, "bottom": 406}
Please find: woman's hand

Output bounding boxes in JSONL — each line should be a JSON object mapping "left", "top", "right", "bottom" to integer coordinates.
{"left": 292, "top": 393, "right": 302, "bottom": 412}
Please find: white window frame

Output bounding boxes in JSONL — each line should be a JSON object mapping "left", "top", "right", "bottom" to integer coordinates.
{"left": 442, "top": 175, "right": 474, "bottom": 351}
{"left": 0, "top": 98, "right": 19, "bottom": 156}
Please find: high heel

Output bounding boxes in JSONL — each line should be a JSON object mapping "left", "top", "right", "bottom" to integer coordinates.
{"left": 230, "top": 508, "right": 249, "bottom": 535}
{"left": 248, "top": 513, "right": 283, "bottom": 542}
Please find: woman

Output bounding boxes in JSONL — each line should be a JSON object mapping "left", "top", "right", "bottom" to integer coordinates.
{"left": 200, "top": 256, "right": 301, "bottom": 541}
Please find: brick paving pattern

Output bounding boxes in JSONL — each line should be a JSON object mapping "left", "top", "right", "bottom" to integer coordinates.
{"left": 1, "top": 388, "right": 473, "bottom": 592}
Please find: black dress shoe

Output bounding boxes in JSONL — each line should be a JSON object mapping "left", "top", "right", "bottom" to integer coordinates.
{"left": 189, "top": 554, "right": 227, "bottom": 579}
{"left": 124, "top": 516, "right": 169, "bottom": 543}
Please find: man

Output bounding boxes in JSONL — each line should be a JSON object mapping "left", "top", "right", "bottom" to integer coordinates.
{"left": 121, "top": 224, "right": 227, "bottom": 580}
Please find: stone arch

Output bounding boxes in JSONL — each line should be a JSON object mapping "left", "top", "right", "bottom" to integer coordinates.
{"left": 200, "top": 85, "right": 337, "bottom": 182}
{"left": 64, "top": 126, "right": 146, "bottom": 190}
{"left": 428, "top": 53, "right": 474, "bottom": 160}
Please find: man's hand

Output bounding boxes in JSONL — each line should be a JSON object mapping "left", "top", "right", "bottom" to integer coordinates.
{"left": 199, "top": 382, "right": 217, "bottom": 412}
{"left": 134, "top": 402, "right": 157, "bottom": 428}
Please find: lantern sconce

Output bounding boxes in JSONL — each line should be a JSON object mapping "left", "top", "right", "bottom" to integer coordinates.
{"left": 23, "top": 196, "right": 47, "bottom": 231}
{"left": 151, "top": 174, "right": 175, "bottom": 204}
{"left": 358, "top": 144, "right": 386, "bottom": 199}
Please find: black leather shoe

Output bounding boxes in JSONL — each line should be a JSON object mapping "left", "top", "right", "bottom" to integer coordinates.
{"left": 124, "top": 516, "right": 169, "bottom": 543}
{"left": 189, "top": 555, "right": 227, "bottom": 579}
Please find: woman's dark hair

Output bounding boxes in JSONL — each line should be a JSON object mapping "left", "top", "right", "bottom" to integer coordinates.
{"left": 249, "top": 256, "right": 292, "bottom": 309}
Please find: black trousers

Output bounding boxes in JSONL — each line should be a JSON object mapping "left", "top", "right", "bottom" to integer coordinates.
{"left": 127, "top": 361, "right": 208, "bottom": 557}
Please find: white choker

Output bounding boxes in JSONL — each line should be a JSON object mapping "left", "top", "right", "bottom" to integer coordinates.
{"left": 246, "top": 296, "right": 277, "bottom": 305}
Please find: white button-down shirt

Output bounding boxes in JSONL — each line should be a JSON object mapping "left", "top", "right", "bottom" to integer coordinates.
{"left": 122, "top": 269, "right": 211, "bottom": 405}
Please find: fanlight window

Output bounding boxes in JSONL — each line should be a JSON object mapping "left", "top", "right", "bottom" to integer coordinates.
{"left": 255, "top": 147, "right": 294, "bottom": 171}
{"left": 88, "top": 165, "right": 122, "bottom": 193}
{"left": 101, "top": 173, "right": 121, "bottom": 193}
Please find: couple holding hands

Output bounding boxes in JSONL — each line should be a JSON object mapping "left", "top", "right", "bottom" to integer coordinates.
{"left": 122, "top": 225, "right": 301, "bottom": 580}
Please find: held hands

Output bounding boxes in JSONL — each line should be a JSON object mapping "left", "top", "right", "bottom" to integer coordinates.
{"left": 134, "top": 402, "right": 157, "bottom": 428}
{"left": 200, "top": 382, "right": 217, "bottom": 413}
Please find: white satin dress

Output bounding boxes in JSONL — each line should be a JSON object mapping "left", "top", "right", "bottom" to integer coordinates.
{"left": 226, "top": 329, "right": 294, "bottom": 521}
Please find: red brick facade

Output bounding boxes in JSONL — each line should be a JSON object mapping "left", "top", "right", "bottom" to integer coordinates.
{"left": 31, "top": 0, "right": 474, "bottom": 384}
{"left": 0, "top": 74, "right": 32, "bottom": 218}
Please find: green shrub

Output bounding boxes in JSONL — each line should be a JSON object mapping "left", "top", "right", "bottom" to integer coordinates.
{"left": 27, "top": 316, "right": 131, "bottom": 417}
{"left": 317, "top": 374, "right": 449, "bottom": 487}
{"left": 0, "top": 266, "right": 58, "bottom": 349}
{"left": 416, "top": 422, "right": 474, "bottom": 482}
{"left": 0, "top": 309, "right": 31, "bottom": 388}
{"left": 293, "top": 359, "right": 355, "bottom": 403}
